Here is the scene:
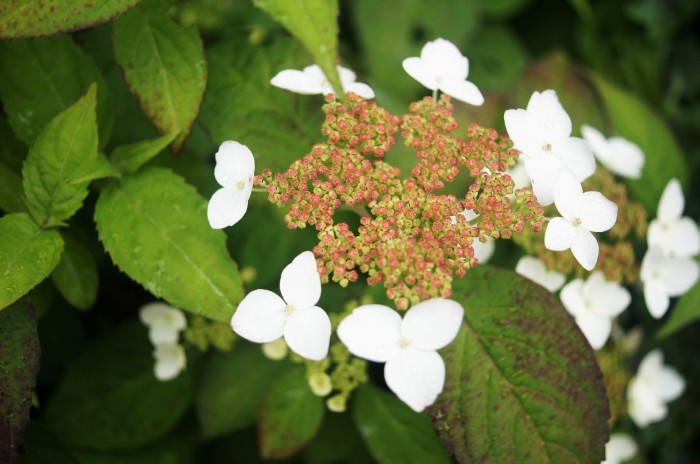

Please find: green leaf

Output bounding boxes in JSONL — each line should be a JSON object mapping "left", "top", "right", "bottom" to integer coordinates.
{"left": 353, "top": 384, "right": 451, "bottom": 464}
{"left": 68, "top": 153, "right": 121, "bottom": 184}
{"left": 51, "top": 234, "right": 99, "bottom": 311}
{"left": 0, "top": 161, "right": 26, "bottom": 213}
{"left": 113, "top": 1, "right": 207, "bottom": 152}
{"left": 658, "top": 280, "right": 700, "bottom": 339}
{"left": 111, "top": 132, "right": 179, "bottom": 174}
{"left": 591, "top": 73, "right": 687, "bottom": 212}
{"left": 431, "top": 266, "right": 609, "bottom": 463}
{"left": 258, "top": 368, "right": 325, "bottom": 459}
{"left": 252, "top": 0, "right": 342, "bottom": 98}
{"left": 94, "top": 167, "right": 244, "bottom": 323}
{"left": 0, "top": 299, "right": 40, "bottom": 462}
{"left": 0, "top": 36, "right": 113, "bottom": 146}
{"left": 43, "top": 321, "right": 194, "bottom": 450}
{"left": 468, "top": 26, "right": 528, "bottom": 92}
{"left": 0, "top": 213, "right": 64, "bottom": 310}
{"left": 196, "top": 344, "right": 290, "bottom": 440}
{"left": 0, "top": 0, "right": 141, "bottom": 38}
{"left": 22, "top": 85, "right": 99, "bottom": 227}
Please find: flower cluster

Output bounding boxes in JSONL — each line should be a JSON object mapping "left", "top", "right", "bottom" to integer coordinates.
{"left": 139, "top": 302, "right": 188, "bottom": 381}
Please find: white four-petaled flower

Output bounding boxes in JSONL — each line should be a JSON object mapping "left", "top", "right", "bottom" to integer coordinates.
{"left": 515, "top": 256, "right": 565, "bottom": 292}
{"left": 337, "top": 298, "right": 464, "bottom": 412}
{"left": 560, "top": 272, "right": 630, "bottom": 350}
{"left": 139, "top": 302, "right": 188, "bottom": 381}
{"left": 627, "top": 349, "right": 685, "bottom": 428}
{"left": 602, "top": 434, "right": 637, "bottom": 464}
{"left": 271, "top": 65, "right": 375, "bottom": 99}
{"left": 207, "top": 141, "right": 255, "bottom": 229}
{"left": 580, "top": 125, "right": 644, "bottom": 179}
{"left": 153, "top": 343, "right": 187, "bottom": 381}
{"left": 544, "top": 169, "right": 617, "bottom": 271}
{"left": 640, "top": 247, "right": 699, "bottom": 319}
{"left": 647, "top": 178, "right": 700, "bottom": 258}
{"left": 231, "top": 251, "right": 331, "bottom": 361}
{"left": 504, "top": 90, "right": 596, "bottom": 206}
{"left": 402, "top": 38, "right": 484, "bottom": 106}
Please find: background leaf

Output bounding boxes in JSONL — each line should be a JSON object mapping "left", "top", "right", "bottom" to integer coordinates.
{"left": 0, "top": 162, "right": 26, "bottom": 213}
{"left": 658, "top": 280, "right": 700, "bottom": 339}
{"left": 94, "top": 167, "right": 244, "bottom": 323}
{"left": 110, "top": 132, "right": 179, "bottom": 174}
{"left": 50, "top": 234, "right": 99, "bottom": 311}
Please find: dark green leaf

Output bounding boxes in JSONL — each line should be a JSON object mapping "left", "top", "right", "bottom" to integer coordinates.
{"left": 110, "top": 132, "right": 179, "bottom": 174}
{"left": 353, "top": 384, "right": 451, "bottom": 464}
{"left": 0, "top": 213, "right": 63, "bottom": 310}
{"left": 0, "top": 161, "right": 26, "bottom": 213}
{"left": 468, "top": 26, "right": 528, "bottom": 92}
{"left": 658, "top": 280, "right": 700, "bottom": 339}
{"left": 51, "top": 234, "right": 99, "bottom": 311}
{"left": 431, "top": 266, "right": 609, "bottom": 463}
{"left": 94, "top": 167, "right": 244, "bottom": 323}
{"left": 302, "top": 411, "right": 373, "bottom": 464}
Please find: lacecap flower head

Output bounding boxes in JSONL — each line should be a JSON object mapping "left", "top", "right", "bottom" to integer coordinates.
{"left": 207, "top": 141, "right": 255, "bottom": 229}
{"left": 271, "top": 64, "right": 375, "bottom": 99}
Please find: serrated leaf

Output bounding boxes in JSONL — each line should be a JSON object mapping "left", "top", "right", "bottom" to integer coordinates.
{"left": 22, "top": 85, "right": 99, "bottom": 227}
{"left": 0, "top": 213, "right": 64, "bottom": 310}
{"left": 252, "top": 0, "right": 342, "bottom": 98}
{"left": 51, "top": 234, "right": 98, "bottom": 311}
{"left": 68, "top": 153, "right": 121, "bottom": 184}
{"left": 658, "top": 280, "right": 700, "bottom": 339}
{"left": 196, "top": 344, "right": 290, "bottom": 440}
{"left": 591, "top": 73, "right": 687, "bottom": 212}
{"left": 110, "top": 131, "right": 179, "bottom": 174}
{"left": 0, "top": 0, "right": 141, "bottom": 38}
{"left": 94, "top": 167, "right": 244, "bottom": 323}
{"left": 0, "top": 161, "right": 26, "bottom": 213}
{"left": 113, "top": 1, "right": 207, "bottom": 152}
{"left": 0, "top": 299, "right": 40, "bottom": 462}
{"left": 353, "top": 384, "right": 451, "bottom": 464}
{"left": 43, "top": 321, "right": 193, "bottom": 450}
{"left": 0, "top": 36, "right": 113, "bottom": 146}
{"left": 258, "top": 368, "right": 325, "bottom": 459}
{"left": 430, "top": 266, "right": 609, "bottom": 463}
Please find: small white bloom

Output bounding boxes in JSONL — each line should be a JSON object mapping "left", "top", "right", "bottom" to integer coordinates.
{"left": 402, "top": 38, "right": 484, "bottom": 106}
{"left": 515, "top": 256, "right": 565, "bottom": 292}
{"left": 504, "top": 90, "right": 596, "bottom": 205}
{"left": 560, "top": 272, "right": 630, "bottom": 349}
{"left": 270, "top": 64, "right": 375, "bottom": 99}
{"left": 231, "top": 251, "right": 331, "bottom": 361}
{"left": 544, "top": 169, "right": 617, "bottom": 271}
{"left": 207, "top": 141, "right": 255, "bottom": 229}
{"left": 640, "top": 247, "right": 699, "bottom": 318}
{"left": 580, "top": 125, "right": 644, "bottom": 179}
{"left": 153, "top": 343, "right": 186, "bottom": 381}
{"left": 647, "top": 178, "right": 700, "bottom": 258}
{"left": 337, "top": 298, "right": 463, "bottom": 412}
{"left": 627, "top": 349, "right": 685, "bottom": 428}
{"left": 139, "top": 302, "right": 187, "bottom": 345}
{"left": 602, "top": 434, "right": 637, "bottom": 464}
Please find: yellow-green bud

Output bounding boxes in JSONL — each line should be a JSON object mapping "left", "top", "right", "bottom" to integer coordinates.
{"left": 262, "top": 338, "right": 288, "bottom": 361}
{"left": 308, "top": 372, "right": 333, "bottom": 397}
{"left": 326, "top": 394, "right": 347, "bottom": 413}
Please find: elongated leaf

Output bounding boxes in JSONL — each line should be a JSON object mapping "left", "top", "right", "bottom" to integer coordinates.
{"left": 111, "top": 132, "right": 179, "bottom": 174}
{"left": 113, "top": 2, "right": 206, "bottom": 152}
{"left": 658, "top": 280, "right": 700, "bottom": 339}
{"left": 0, "top": 0, "right": 141, "bottom": 38}
{"left": 67, "top": 153, "right": 121, "bottom": 184}
{"left": 0, "top": 299, "right": 40, "bottom": 462}
{"left": 51, "top": 235, "right": 99, "bottom": 311}
{"left": 252, "top": 0, "right": 342, "bottom": 97}
{"left": 591, "top": 74, "right": 687, "bottom": 212}
{"left": 0, "top": 161, "right": 26, "bottom": 213}
{"left": 0, "top": 36, "right": 113, "bottom": 146}
{"left": 94, "top": 167, "right": 244, "bottom": 322}
{"left": 431, "top": 266, "right": 609, "bottom": 464}
{"left": 258, "top": 369, "right": 325, "bottom": 459}
{"left": 353, "top": 384, "right": 451, "bottom": 464}
{"left": 0, "top": 213, "right": 64, "bottom": 310}
{"left": 43, "top": 322, "right": 193, "bottom": 450}
{"left": 22, "top": 85, "right": 99, "bottom": 227}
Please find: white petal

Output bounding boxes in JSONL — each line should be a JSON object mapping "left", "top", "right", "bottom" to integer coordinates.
{"left": 420, "top": 38, "right": 468, "bottom": 80}
{"left": 148, "top": 325, "right": 179, "bottom": 345}
{"left": 560, "top": 279, "right": 585, "bottom": 318}
{"left": 270, "top": 69, "right": 325, "bottom": 95}
{"left": 526, "top": 90, "right": 572, "bottom": 142}
{"left": 640, "top": 247, "right": 664, "bottom": 282}
{"left": 603, "top": 434, "right": 637, "bottom": 464}
{"left": 153, "top": 343, "right": 186, "bottom": 381}
{"left": 660, "top": 255, "right": 699, "bottom": 297}
{"left": 643, "top": 280, "right": 670, "bottom": 319}
{"left": 648, "top": 218, "right": 700, "bottom": 257}
{"left": 603, "top": 137, "right": 645, "bottom": 179}
{"left": 507, "top": 161, "right": 531, "bottom": 189}
{"left": 139, "top": 302, "right": 177, "bottom": 326}
{"left": 524, "top": 155, "right": 563, "bottom": 206}
{"left": 337, "top": 65, "right": 357, "bottom": 84}
{"left": 544, "top": 217, "right": 575, "bottom": 251}
{"left": 551, "top": 137, "right": 596, "bottom": 182}
{"left": 472, "top": 238, "right": 495, "bottom": 264}
{"left": 231, "top": 289, "right": 287, "bottom": 343}
{"left": 504, "top": 109, "right": 542, "bottom": 157}
{"left": 655, "top": 368, "right": 685, "bottom": 402}
{"left": 402, "top": 57, "right": 438, "bottom": 90}
{"left": 214, "top": 141, "right": 255, "bottom": 189}
{"left": 438, "top": 78, "right": 484, "bottom": 106}
{"left": 574, "top": 310, "right": 612, "bottom": 350}
{"left": 580, "top": 124, "right": 607, "bottom": 157}
{"left": 516, "top": 256, "right": 565, "bottom": 292}
{"left": 401, "top": 298, "right": 464, "bottom": 351}
{"left": 337, "top": 304, "right": 402, "bottom": 362}
{"left": 657, "top": 178, "right": 684, "bottom": 222}
{"left": 553, "top": 168, "right": 583, "bottom": 221}
{"left": 284, "top": 306, "right": 331, "bottom": 361}
{"left": 593, "top": 281, "right": 631, "bottom": 318}
{"left": 344, "top": 82, "right": 375, "bottom": 99}
{"left": 627, "top": 377, "right": 667, "bottom": 427}
{"left": 207, "top": 187, "right": 250, "bottom": 229}
{"left": 384, "top": 347, "right": 445, "bottom": 412}
{"left": 579, "top": 191, "right": 617, "bottom": 232}
{"left": 279, "top": 251, "right": 322, "bottom": 309}
{"left": 571, "top": 227, "right": 599, "bottom": 271}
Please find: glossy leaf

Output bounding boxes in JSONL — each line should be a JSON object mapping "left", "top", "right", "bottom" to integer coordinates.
{"left": 51, "top": 235, "right": 99, "bottom": 311}
{"left": 430, "top": 266, "right": 609, "bottom": 463}
{"left": 658, "top": 280, "right": 700, "bottom": 339}
{"left": 94, "top": 167, "right": 244, "bottom": 323}
{"left": 111, "top": 132, "right": 179, "bottom": 174}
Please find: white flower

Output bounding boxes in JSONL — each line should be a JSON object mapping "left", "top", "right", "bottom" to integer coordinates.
{"left": 153, "top": 343, "right": 186, "bottom": 381}
{"left": 581, "top": 125, "right": 644, "bottom": 179}
{"left": 337, "top": 298, "right": 463, "bottom": 412}
{"left": 504, "top": 90, "right": 596, "bottom": 206}
{"left": 402, "top": 38, "right": 484, "bottom": 106}
{"left": 602, "top": 434, "right": 637, "bottom": 464}
{"left": 544, "top": 169, "right": 617, "bottom": 271}
{"left": 231, "top": 251, "right": 331, "bottom": 361}
{"left": 640, "top": 247, "right": 699, "bottom": 319}
{"left": 507, "top": 160, "right": 531, "bottom": 190}
{"left": 207, "top": 141, "right": 255, "bottom": 229}
{"left": 560, "top": 272, "right": 631, "bottom": 350}
{"left": 627, "top": 349, "right": 685, "bottom": 427}
{"left": 515, "top": 256, "right": 565, "bottom": 292}
{"left": 139, "top": 302, "right": 187, "bottom": 345}
{"left": 647, "top": 178, "right": 700, "bottom": 258}
{"left": 270, "top": 64, "right": 375, "bottom": 99}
